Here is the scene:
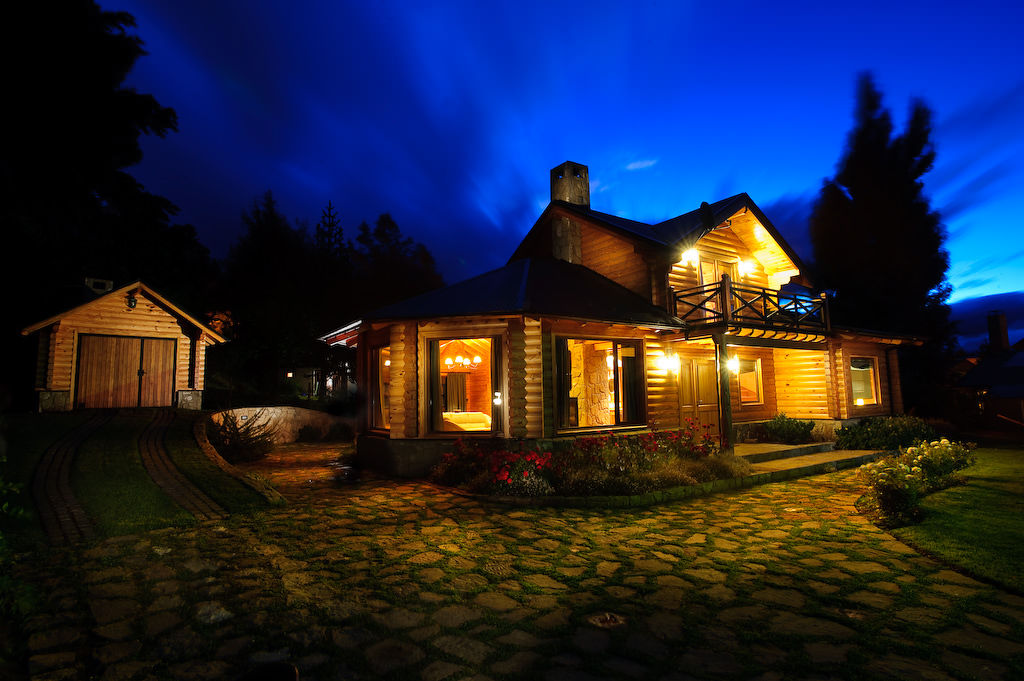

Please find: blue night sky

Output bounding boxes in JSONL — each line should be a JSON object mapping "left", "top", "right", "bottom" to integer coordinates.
{"left": 107, "top": 1, "right": 1024, "bottom": 311}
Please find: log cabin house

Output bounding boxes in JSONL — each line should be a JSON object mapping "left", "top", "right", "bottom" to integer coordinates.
{"left": 21, "top": 281, "right": 225, "bottom": 411}
{"left": 322, "top": 161, "right": 912, "bottom": 476}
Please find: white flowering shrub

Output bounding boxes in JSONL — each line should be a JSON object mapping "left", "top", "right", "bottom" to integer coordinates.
{"left": 859, "top": 438, "right": 976, "bottom": 525}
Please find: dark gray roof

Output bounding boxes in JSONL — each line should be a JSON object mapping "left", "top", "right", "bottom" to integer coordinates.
{"left": 652, "top": 193, "right": 750, "bottom": 245}
{"left": 365, "top": 257, "right": 682, "bottom": 328}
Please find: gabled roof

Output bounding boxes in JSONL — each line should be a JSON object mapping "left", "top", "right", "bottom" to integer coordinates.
{"left": 510, "top": 193, "right": 809, "bottom": 283}
{"left": 325, "top": 257, "right": 682, "bottom": 332}
{"left": 21, "top": 281, "right": 227, "bottom": 343}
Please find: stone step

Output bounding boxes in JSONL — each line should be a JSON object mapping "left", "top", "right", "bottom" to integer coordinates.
{"left": 747, "top": 449, "right": 883, "bottom": 478}
{"left": 737, "top": 442, "right": 835, "bottom": 463}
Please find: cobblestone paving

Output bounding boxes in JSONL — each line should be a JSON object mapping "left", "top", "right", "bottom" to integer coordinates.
{"left": 16, "top": 449, "right": 1024, "bottom": 681}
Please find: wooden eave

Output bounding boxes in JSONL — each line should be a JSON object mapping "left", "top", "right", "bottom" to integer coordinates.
{"left": 20, "top": 281, "right": 227, "bottom": 343}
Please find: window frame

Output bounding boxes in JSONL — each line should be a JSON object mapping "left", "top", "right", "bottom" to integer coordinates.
{"left": 369, "top": 345, "right": 391, "bottom": 431}
{"left": 555, "top": 336, "right": 646, "bottom": 432}
{"left": 849, "top": 355, "right": 879, "bottom": 407}
{"left": 428, "top": 335, "right": 501, "bottom": 435}
{"left": 737, "top": 357, "right": 764, "bottom": 406}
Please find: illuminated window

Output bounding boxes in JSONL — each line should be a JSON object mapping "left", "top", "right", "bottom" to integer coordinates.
{"left": 850, "top": 357, "right": 878, "bottom": 406}
{"left": 556, "top": 338, "right": 643, "bottom": 429}
{"left": 371, "top": 346, "right": 391, "bottom": 429}
{"left": 430, "top": 337, "right": 495, "bottom": 433}
{"left": 738, "top": 358, "right": 763, "bottom": 405}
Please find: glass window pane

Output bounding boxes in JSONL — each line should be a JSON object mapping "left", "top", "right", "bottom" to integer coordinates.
{"left": 850, "top": 357, "right": 877, "bottom": 405}
{"left": 436, "top": 338, "right": 493, "bottom": 432}
{"left": 739, "top": 358, "right": 762, "bottom": 404}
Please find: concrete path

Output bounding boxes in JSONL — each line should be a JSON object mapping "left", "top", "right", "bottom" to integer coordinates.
{"left": 17, "top": 455, "right": 1024, "bottom": 681}
{"left": 138, "top": 410, "right": 225, "bottom": 521}
{"left": 30, "top": 412, "right": 111, "bottom": 544}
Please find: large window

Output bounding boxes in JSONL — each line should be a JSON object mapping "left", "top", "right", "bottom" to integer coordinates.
{"left": 430, "top": 337, "right": 496, "bottom": 433}
{"left": 738, "top": 358, "right": 763, "bottom": 405}
{"left": 556, "top": 338, "right": 643, "bottom": 429}
{"left": 371, "top": 346, "right": 391, "bottom": 429}
{"left": 850, "top": 357, "right": 878, "bottom": 406}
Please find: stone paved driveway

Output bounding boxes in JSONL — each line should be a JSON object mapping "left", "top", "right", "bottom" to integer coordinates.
{"left": 18, "top": 452, "right": 1024, "bottom": 681}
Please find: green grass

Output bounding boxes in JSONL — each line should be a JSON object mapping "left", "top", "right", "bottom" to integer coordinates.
{"left": 893, "top": 447, "right": 1024, "bottom": 593}
{"left": 163, "top": 412, "right": 268, "bottom": 512}
{"left": 73, "top": 413, "right": 195, "bottom": 535}
{"left": 1, "top": 412, "right": 92, "bottom": 546}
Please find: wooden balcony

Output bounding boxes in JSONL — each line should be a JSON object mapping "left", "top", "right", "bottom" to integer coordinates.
{"left": 672, "top": 274, "right": 830, "bottom": 335}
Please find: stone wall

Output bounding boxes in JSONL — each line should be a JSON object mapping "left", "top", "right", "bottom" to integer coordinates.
{"left": 37, "top": 390, "right": 71, "bottom": 412}
{"left": 211, "top": 406, "right": 355, "bottom": 444}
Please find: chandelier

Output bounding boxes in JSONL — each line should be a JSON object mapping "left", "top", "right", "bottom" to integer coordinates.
{"left": 444, "top": 353, "right": 482, "bottom": 369}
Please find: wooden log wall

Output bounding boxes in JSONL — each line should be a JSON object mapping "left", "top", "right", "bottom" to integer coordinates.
{"left": 772, "top": 348, "right": 830, "bottom": 420}
{"left": 729, "top": 346, "right": 776, "bottom": 422}
{"left": 524, "top": 318, "right": 543, "bottom": 438}
{"left": 669, "top": 226, "right": 772, "bottom": 292}
{"left": 580, "top": 222, "right": 651, "bottom": 300}
{"left": 507, "top": 319, "right": 527, "bottom": 438}
{"left": 388, "top": 322, "right": 416, "bottom": 437}
{"left": 645, "top": 335, "right": 680, "bottom": 430}
{"left": 43, "top": 291, "right": 201, "bottom": 396}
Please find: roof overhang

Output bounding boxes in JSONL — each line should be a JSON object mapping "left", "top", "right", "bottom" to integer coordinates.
{"left": 319, "top": 319, "right": 362, "bottom": 347}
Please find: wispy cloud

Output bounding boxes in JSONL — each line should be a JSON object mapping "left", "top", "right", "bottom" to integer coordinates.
{"left": 625, "top": 159, "right": 658, "bottom": 171}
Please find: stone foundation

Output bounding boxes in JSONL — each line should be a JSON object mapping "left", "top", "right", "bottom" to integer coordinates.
{"left": 37, "top": 390, "right": 71, "bottom": 412}
{"left": 175, "top": 390, "right": 203, "bottom": 410}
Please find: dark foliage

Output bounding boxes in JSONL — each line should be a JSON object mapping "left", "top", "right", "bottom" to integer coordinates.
{"left": 762, "top": 413, "right": 815, "bottom": 444}
{"left": 835, "top": 416, "right": 938, "bottom": 451}
{"left": 207, "top": 411, "right": 277, "bottom": 463}
{"left": 808, "top": 73, "right": 959, "bottom": 415}
{"left": 0, "top": 1, "right": 216, "bottom": 408}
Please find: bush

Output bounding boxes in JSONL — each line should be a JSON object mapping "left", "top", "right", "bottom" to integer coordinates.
{"left": 323, "top": 422, "right": 355, "bottom": 442}
{"left": 836, "top": 416, "right": 938, "bottom": 451}
{"left": 295, "top": 425, "right": 323, "bottom": 442}
{"left": 858, "top": 438, "right": 976, "bottom": 526}
{"left": 207, "top": 411, "right": 277, "bottom": 463}
{"left": 762, "top": 413, "right": 815, "bottom": 444}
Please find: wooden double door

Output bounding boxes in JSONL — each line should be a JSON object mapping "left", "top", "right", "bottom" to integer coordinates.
{"left": 674, "top": 351, "right": 721, "bottom": 434}
{"left": 75, "top": 335, "right": 176, "bottom": 408}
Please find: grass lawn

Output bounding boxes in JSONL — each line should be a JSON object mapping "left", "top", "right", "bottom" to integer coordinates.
{"left": 163, "top": 411, "right": 269, "bottom": 512}
{"left": 893, "top": 447, "right": 1024, "bottom": 592}
{"left": 72, "top": 412, "right": 195, "bottom": 535}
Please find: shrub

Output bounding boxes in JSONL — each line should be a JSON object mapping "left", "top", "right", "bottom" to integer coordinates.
{"left": 489, "top": 450, "right": 554, "bottom": 497}
{"left": 207, "top": 411, "right": 277, "bottom": 463}
{"left": 836, "top": 416, "right": 938, "bottom": 451}
{"left": 323, "top": 422, "right": 355, "bottom": 442}
{"left": 295, "top": 425, "right": 322, "bottom": 442}
{"left": 858, "top": 438, "right": 976, "bottom": 526}
{"left": 762, "top": 413, "right": 815, "bottom": 444}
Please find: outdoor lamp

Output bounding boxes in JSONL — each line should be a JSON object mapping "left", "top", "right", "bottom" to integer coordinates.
{"left": 727, "top": 356, "right": 740, "bottom": 374}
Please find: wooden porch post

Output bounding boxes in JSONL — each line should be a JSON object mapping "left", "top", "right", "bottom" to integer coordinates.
{"left": 713, "top": 332, "right": 734, "bottom": 453}
{"left": 720, "top": 274, "right": 732, "bottom": 324}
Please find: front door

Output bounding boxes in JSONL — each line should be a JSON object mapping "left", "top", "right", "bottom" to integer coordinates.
{"left": 676, "top": 352, "right": 720, "bottom": 435}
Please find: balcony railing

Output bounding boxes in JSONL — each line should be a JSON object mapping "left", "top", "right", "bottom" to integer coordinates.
{"left": 672, "top": 274, "right": 830, "bottom": 333}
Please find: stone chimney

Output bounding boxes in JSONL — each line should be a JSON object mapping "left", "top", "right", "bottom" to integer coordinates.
{"left": 548, "top": 161, "right": 587, "bottom": 264}
{"left": 987, "top": 311, "right": 1010, "bottom": 352}
{"left": 550, "top": 161, "right": 590, "bottom": 207}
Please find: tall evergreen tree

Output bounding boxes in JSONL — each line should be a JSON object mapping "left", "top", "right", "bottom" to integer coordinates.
{"left": 809, "top": 73, "right": 956, "bottom": 413}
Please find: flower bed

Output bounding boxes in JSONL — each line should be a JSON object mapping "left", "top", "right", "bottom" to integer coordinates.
{"left": 858, "top": 438, "right": 976, "bottom": 526}
{"left": 430, "top": 420, "right": 750, "bottom": 497}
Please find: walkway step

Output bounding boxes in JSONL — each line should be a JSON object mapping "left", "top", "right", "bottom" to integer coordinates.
{"left": 748, "top": 449, "right": 883, "bottom": 477}
{"left": 737, "top": 442, "right": 835, "bottom": 463}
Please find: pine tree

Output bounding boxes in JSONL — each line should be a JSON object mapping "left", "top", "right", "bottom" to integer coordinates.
{"left": 809, "top": 73, "right": 957, "bottom": 414}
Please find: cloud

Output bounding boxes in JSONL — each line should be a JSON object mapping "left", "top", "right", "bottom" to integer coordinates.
{"left": 625, "top": 159, "right": 658, "bottom": 171}
{"left": 954, "top": 249, "right": 1024, "bottom": 279}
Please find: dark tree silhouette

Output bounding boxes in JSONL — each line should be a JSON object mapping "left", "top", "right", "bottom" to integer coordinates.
{"left": 809, "top": 73, "right": 957, "bottom": 414}
{"left": 351, "top": 213, "right": 445, "bottom": 312}
{"left": 0, "top": 1, "right": 214, "bottom": 407}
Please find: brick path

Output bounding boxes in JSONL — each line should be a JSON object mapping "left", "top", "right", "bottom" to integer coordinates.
{"left": 138, "top": 410, "right": 225, "bottom": 521}
{"left": 30, "top": 412, "right": 111, "bottom": 544}
{"left": 18, "top": 447, "right": 1024, "bottom": 681}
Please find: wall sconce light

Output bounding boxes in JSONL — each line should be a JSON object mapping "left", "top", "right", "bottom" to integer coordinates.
{"left": 493, "top": 391, "right": 502, "bottom": 406}
{"left": 737, "top": 259, "right": 753, "bottom": 277}
{"left": 727, "top": 356, "right": 740, "bottom": 374}
{"left": 680, "top": 248, "right": 699, "bottom": 267}
{"left": 126, "top": 292, "right": 137, "bottom": 309}
{"left": 855, "top": 398, "right": 865, "bottom": 406}
{"left": 656, "top": 352, "right": 681, "bottom": 374}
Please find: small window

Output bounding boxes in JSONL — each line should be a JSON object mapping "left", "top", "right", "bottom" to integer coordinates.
{"left": 738, "top": 358, "right": 763, "bottom": 405}
{"left": 371, "top": 346, "right": 391, "bottom": 429}
{"left": 850, "top": 357, "right": 878, "bottom": 406}
{"left": 430, "top": 337, "right": 496, "bottom": 433}
{"left": 556, "top": 338, "right": 643, "bottom": 429}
